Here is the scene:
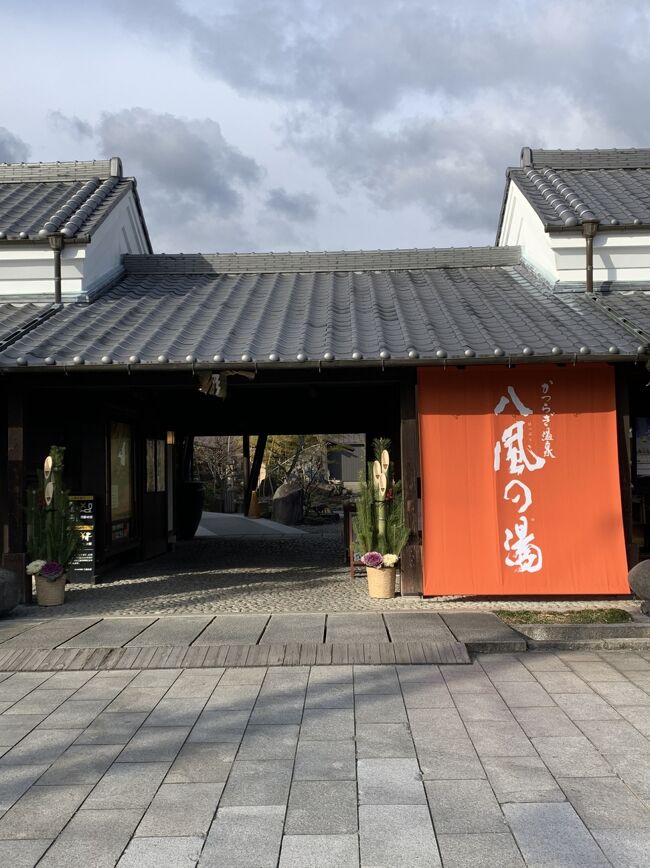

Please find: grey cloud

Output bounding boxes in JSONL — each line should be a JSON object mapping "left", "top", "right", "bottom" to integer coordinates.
{"left": 0, "top": 127, "right": 29, "bottom": 163}
{"left": 48, "top": 111, "right": 93, "bottom": 140}
{"left": 266, "top": 187, "right": 318, "bottom": 221}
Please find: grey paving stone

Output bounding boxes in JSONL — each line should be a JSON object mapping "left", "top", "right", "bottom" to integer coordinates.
{"left": 607, "top": 751, "right": 650, "bottom": 799}
{"left": 454, "top": 692, "right": 512, "bottom": 722}
{"left": 519, "top": 653, "right": 569, "bottom": 672}
{"left": 145, "top": 697, "right": 207, "bottom": 727}
{"left": 425, "top": 779, "right": 507, "bottom": 834}
{"left": 279, "top": 833, "right": 359, "bottom": 868}
{"left": 553, "top": 691, "right": 621, "bottom": 720}
{"left": 356, "top": 723, "right": 415, "bottom": 758}
{"left": 355, "top": 692, "right": 407, "bottom": 723}
{"left": 359, "top": 803, "right": 440, "bottom": 867}
{"left": 532, "top": 735, "right": 613, "bottom": 777}
{"left": 38, "top": 744, "right": 122, "bottom": 785}
{"left": 592, "top": 829, "right": 650, "bottom": 868}
{"left": 37, "top": 808, "right": 142, "bottom": 868}
{"left": 200, "top": 805, "right": 285, "bottom": 868}
{"left": 260, "top": 668, "right": 309, "bottom": 692}
{"left": 248, "top": 697, "right": 304, "bottom": 725}
{"left": 617, "top": 704, "right": 650, "bottom": 737}
{"left": 75, "top": 712, "right": 148, "bottom": 745}
{"left": 576, "top": 718, "right": 650, "bottom": 755}
{"left": 0, "top": 728, "right": 82, "bottom": 765}
{"left": 504, "top": 802, "right": 610, "bottom": 867}
{"left": 136, "top": 782, "right": 223, "bottom": 837}
{"left": 305, "top": 682, "right": 354, "bottom": 708}
{"left": 286, "top": 780, "right": 357, "bottom": 833}
{"left": 441, "top": 611, "right": 523, "bottom": 644}
{"left": 237, "top": 724, "right": 299, "bottom": 760}
{"left": 407, "top": 707, "right": 470, "bottom": 741}
{"left": 436, "top": 833, "right": 525, "bottom": 868}
{"left": 39, "top": 671, "right": 96, "bottom": 689}
{"left": 6, "top": 689, "right": 76, "bottom": 716}
{"left": 353, "top": 665, "right": 401, "bottom": 694}
{"left": 0, "top": 620, "right": 44, "bottom": 642}
{"left": 260, "top": 613, "right": 325, "bottom": 643}
{"left": 221, "top": 758, "right": 293, "bottom": 805}
{"left": 464, "top": 719, "right": 536, "bottom": 758}
{"left": 357, "top": 758, "right": 426, "bottom": 804}
{"left": 395, "top": 664, "right": 443, "bottom": 684}
{"left": 477, "top": 654, "right": 535, "bottom": 682}
{"left": 400, "top": 681, "right": 454, "bottom": 708}
{"left": 0, "top": 673, "right": 53, "bottom": 701}
{"left": 127, "top": 617, "right": 213, "bottom": 646}
{"left": 441, "top": 665, "right": 501, "bottom": 694}
{"left": 511, "top": 706, "right": 582, "bottom": 738}
{"left": 164, "top": 672, "right": 224, "bottom": 699}
{"left": 217, "top": 667, "right": 267, "bottom": 686}
{"left": 1, "top": 619, "right": 100, "bottom": 649}
{"left": 105, "top": 687, "right": 169, "bottom": 713}
{"left": 194, "top": 614, "right": 268, "bottom": 645}
{"left": 0, "top": 839, "right": 51, "bottom": 868}
{"left": 533, "top": 670, "right": 594, "bottom": 693}
{"left": 0, "top": 784, "right": 91, "bottom": 838}
{"left": 293, "top": 738, "right": 356, "bottom": 779}
{"left": 601, "top": 652, "right": 650, "bottom": 671}
{"left": 204, "top": 684, "right": 260, "bottom": 711}
{"left": 166, "top": 742, "right": 237, "bottom": 784}
{"left": 0, "top": 714, "right": 47, "bottom": 747}
{"left": 39, "top": 699, "right": 109, "bottom": 730}
{"left": 300, "top": 708, "right": 355, "bottom": 740}
{"left": 326, "top": 613, "right": 388, "bottom": 643}
{"left": 84, "top": 761, "right": 170, "bottom": 810}
{"left": 567, "top": 661, "right": 627, "bottom": 682}
{"left": 119, "top": 725, "right": 190, "bottom": 762}
{"left": 0, "top": 763, "right": 49, "bottom": 811}
{"left": 72, "top": 675, "right": 137, "bottom": 702}
{"left": 188, "top": 710, "right": 250, "bottom": 743}
{"left": 130, "top": 669, "right": 182, "bottom": 687}
{"left": 417, "top": 745, "right": 486, "bottom": 780}
{"left": 591, "top": 681, "right": 650, "bottom": 706}
{"left": 558, "top": 776, "right": 650, "bottom": 830}
{"left": 482, "top": 756, "right": 566, "bottom": 803}
{"left": 495, "top": 681, "right": 556, "bottom": 707}
{"left": 60, "top": 618, "right": 156, "bottom": 647}
{"left": 384, "top": 611, "right": 455, "bottom": 642}
{"left": 308, "top": 665, "right": 353, "bottom": 684}
{"left": 117, "top": 835, "right": 204, "bottom": 868}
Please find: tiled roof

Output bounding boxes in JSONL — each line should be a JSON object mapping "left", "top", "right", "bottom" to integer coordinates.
{"left": 0, "top": 248, "right": 644, "bottom": 369}
{"left": 0, "top": 158, "right": 147, "bottom": 243}
{"left": 0, "top": 302, "right": 53, "bottom": 349}
{"left": 504, "top": 147, "right": 650, "bottom": 231}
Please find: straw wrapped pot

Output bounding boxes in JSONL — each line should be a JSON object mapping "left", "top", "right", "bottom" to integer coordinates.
{"left": 366, "top": 566, "right": 396, "bottom": 599}
{"left": 35, "top": 574, "right": 66, "bottom": 607}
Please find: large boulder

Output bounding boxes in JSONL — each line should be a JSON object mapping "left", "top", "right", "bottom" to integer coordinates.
{"left": 0, "top": 568, "right": 20, "bottom": 615}
{"left": 272, "top": 481, "right": 304, "bottom": 525}
{"left": 627, "top": 559, "right": 650, "bottom": 600}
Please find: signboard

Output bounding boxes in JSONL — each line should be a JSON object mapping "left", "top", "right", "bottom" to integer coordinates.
{"left": 68, "top": 495, "right": 95, "bottom": 583}
{"left": 635, "top": 418, "right": 650, "bottom": 477}
{"left": 418, "top": 365, "right": 629, "bottom": 596}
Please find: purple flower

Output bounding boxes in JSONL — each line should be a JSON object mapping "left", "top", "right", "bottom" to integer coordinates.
{"left": 361, "top": 551, "right": 383, "bottom": 568}
{"left": 40, "top": 561, "right": 64, "bottom": 581}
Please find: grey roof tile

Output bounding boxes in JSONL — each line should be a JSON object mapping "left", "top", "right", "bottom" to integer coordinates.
{"left": 0, "top": 249, "right": 642, "bottom": 368}
{"left": 0, "top": 302, "right": 53, "bottom": 347}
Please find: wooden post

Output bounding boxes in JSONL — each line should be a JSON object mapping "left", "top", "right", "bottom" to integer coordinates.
{"left": 4, "top": 391, "right": 29, "bottom": 602}
{"left": 242, "top": 434, "right": 250, "bottom": 515}
{"left": 244, "top": 435, "right": 268, "bottom": 516}
{"left": 399, "top": 377, "right": 423, "bottom": 595}
{"left": 615, "top": 367, "right": 636, "bottom": 568}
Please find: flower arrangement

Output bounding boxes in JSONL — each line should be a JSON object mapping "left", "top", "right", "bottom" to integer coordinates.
{"left": 361, "top": 551, "right": 399, "bottom": 569}
{"left": 33, "top": 561, "right": 65, "bottom": 582}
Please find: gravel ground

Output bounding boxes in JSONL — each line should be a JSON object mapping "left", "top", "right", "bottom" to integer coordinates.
{"left": 14, "top": 525, "right": 638, "bottom": 619}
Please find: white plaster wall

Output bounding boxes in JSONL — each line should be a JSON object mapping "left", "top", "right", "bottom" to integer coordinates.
{"left": 0, "top": 245, "right": 84, "bottom": 298}
{"left": 82, "top": 192, "right": 149, "bottom": 293}
{"left": 498, "top": 182, "right": 558, "bottom": 282}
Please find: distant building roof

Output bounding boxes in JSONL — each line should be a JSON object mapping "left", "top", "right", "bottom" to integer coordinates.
{"left": 0, "top": 158, "right": 152, "bottom": 248}
{"left": 0, "top": 247, "right": 646, "bottom": 369}
{"left": 500, "top": 147, "right": 650, "bottom": 233}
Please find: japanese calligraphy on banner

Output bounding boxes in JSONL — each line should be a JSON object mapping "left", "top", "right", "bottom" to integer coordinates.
{"left": 418, "top": 365, "right": 629, "bottom": 596}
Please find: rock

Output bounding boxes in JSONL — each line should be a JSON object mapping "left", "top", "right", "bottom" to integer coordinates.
{"left": 272, "top": 481, "right": 304, "bottom": 525}
{"left": 627, "top": 559, "right": 650, "bottom": 600}
{"left": 0, "top": 567, "right": 20, "bottom": 615}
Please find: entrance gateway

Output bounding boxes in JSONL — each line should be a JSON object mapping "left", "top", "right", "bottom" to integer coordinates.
{"left": 4, "top": 148, "right": 650, "bottom": 599}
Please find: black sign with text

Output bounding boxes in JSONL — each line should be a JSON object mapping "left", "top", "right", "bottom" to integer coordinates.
{"left": 68, "top": 495, "right": 95, "bottom": 583}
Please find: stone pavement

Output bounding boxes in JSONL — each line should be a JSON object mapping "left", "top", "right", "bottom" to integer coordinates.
{"left": 0, "top": 650, "right": 649, "bottom": 866}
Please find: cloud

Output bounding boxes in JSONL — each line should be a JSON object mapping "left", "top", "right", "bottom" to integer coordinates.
{"left": 0, "top": 127, "right": 29, "bottom": 163}
{"left": 48, "top": 111, "right": 93, "bottom": 140}
{"left": 266, "top": 187, "right": 318, "bottom": 221}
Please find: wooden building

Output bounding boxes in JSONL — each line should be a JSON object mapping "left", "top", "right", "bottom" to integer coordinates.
{"left": 3, "top": 148, "right": 650, "bottom": 600}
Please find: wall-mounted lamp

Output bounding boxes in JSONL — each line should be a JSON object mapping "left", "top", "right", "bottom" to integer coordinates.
{"left": 166, "top": 431, "right": 175, "bottom": 446}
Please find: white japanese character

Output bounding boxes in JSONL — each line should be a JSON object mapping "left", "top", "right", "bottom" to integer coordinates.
{"left": 494, "top": 421, "right": 546, "bottom": 475}
{"left": 504, "top": 516, "right": 543, "bottom": 573}
{"left": 494, "top": 386, "right": 533, "bottom": 417}
{"left": 504, "top": 479, "right": 533, "bottom": 513}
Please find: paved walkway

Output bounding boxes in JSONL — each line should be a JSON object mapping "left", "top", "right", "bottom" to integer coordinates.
{"left": 0, "top": 650, "right": 649, "bottom": 866}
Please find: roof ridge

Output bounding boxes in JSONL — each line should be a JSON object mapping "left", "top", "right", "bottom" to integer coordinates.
{"left": 123, "top": 247, "right": 522, "bottom": 274}
{"left": 0, "top": 158, "right": 123, "bottom": 183}
{"left": 520, "top": 147, "right": 650, "bottom": 169}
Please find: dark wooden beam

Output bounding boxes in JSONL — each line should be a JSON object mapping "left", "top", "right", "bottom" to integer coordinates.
{"left": 242, "top": 434, "right": 250, "bottom": 515}
{"left": 615, "top": 367, "right": 636, "bottom": 568}
{"left": 4, "top": 391, "right": 29, "bottom": 602}
{"left": 399, "top": 378, "right": 423, "bottom": 595}
{"left": 244, "top": 435, "right": 268, "bottom": 516}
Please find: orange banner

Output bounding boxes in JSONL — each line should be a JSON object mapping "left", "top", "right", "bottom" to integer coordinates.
{"left": 418, "top": 365, "right": 629, "bottom": 596}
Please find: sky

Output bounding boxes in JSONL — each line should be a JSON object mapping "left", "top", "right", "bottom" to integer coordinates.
{"left": 1, "top": 0, "right": 649, "bottom": 253}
